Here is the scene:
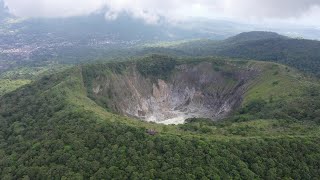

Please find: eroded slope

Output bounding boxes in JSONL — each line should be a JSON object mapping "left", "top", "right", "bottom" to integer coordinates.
{"left": 83, "top": 58, "right": 259, "bottom": 124}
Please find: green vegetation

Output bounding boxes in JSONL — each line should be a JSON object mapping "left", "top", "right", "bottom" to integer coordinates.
{"left": 0, "top": 65, "right": 69, "bottom": 80}
{"left": 0, "top": 79, "right": 31, "bottom": 96}
{"left": 224, "top": 31, "right": 287, "bottom": 43}
{"left": 243, "top": 63, "right": 306, "bottom": 103}
{"left": 181, "top": 118, "right": 320, "bottom": 137}
{"left": 0, "top": 64, "right": 69, "bottom": 97}
{"left": 141, "top": 32, "right": 320, "bottom": 77}
{"left": 1, "top": 56, "right": 320, "bottom": 179}
{"left": 217, "top": 38, "right": 320, "bottom": 77}
{"left": 136, "top": 54, "right": 177, "bottom": 80}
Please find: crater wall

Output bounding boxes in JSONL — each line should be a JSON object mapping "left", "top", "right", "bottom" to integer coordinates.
{"left": 86, "top": 61, "right": 259, "bottom": 124}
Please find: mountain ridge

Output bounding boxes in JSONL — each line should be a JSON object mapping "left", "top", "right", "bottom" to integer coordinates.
{"left": 142, "top": 31, "right": 320, "bottom": 76}
{"left": 225, "top": 31, "right": 288, "bottom": 43}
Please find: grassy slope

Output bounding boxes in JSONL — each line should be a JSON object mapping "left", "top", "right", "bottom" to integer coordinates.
{"left": 0, "top": 64, "right": 70, "bottom": 97}
{"left": 0, "top": 79, "right": 31, "bottom": 96}
{"left": 243, "top": 62, "right": 308, "bottom": 103}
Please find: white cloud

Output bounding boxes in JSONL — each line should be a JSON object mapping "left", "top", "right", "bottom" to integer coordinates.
{"left": 3, "top": 0, "right": 320, "bottom": 26}
{"left": 220, "top": 0, "right": 320, "bottom": 18}
{"left": 3, "top": 0, "right": 106, "bottom": 17}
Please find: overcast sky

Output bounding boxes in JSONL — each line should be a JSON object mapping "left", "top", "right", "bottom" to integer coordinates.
{"left": 3, "top": 0, "right": 320, "bottom": 27}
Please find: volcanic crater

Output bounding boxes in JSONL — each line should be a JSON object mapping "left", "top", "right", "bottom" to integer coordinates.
{"left": 85, "top": 60, "right": 259, "bottom": 124}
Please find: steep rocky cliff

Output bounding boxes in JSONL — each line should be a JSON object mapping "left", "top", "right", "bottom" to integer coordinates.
{"left": 83, "top": 59, "right": 259, "bottom": 124}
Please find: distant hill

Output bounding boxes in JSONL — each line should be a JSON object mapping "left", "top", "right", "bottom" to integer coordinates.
{"left": 225, "top": 31, "right": 287, "bottom": 43}
{"left": 144, "top": 31, "right": 320, "bottom": 76}
{"left": 217, "top": 38, "right": 320, "bottom": 76}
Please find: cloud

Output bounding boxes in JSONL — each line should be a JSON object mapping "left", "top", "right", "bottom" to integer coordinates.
{"left": 3, "top": 0, "right": 320, "bottom": 26}
{"left": 220, "top": 0, "right": 320, "bottom": 19}
{"left": 3, "top": 0, "right": 105, "bottom": 17}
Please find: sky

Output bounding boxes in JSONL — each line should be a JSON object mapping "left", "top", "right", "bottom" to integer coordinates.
{"left": 2, "top": 0, "right": 320, "bottom": 27}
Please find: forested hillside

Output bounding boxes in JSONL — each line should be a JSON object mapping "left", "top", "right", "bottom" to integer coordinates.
{"left": 143, "top": 32, "right": 320, "bottom": 77}
{"left": 1, "top": 56, "right": 320, "bottom": 179}
{"left": 218, "top": 38, "right": 320, "bottom": 76}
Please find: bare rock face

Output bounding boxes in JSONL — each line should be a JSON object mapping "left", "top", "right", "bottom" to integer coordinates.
{"left": 89, "top": 62, "right": 258, "bottom": 124}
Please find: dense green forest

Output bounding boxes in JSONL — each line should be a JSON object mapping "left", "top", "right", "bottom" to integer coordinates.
{"left": 217, "top": 38, "right": 320, "bottom": 77}
{"left": 1, "top": 56, "right": 320, "bottom": 179}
